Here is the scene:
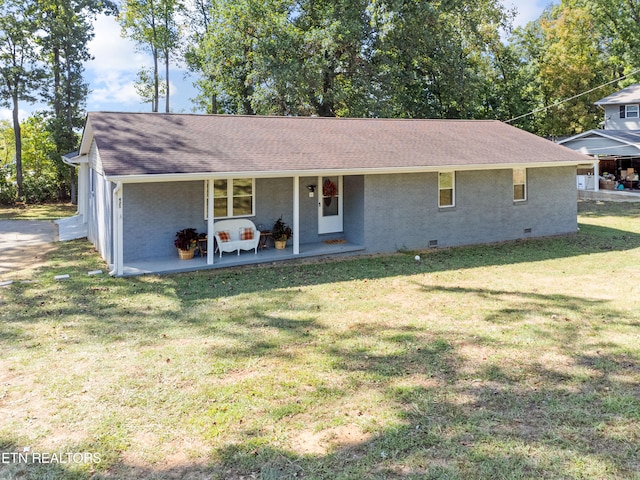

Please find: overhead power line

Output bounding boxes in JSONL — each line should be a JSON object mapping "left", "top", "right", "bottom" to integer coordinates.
{"left": 505, "top": 68, "right": 640, "bottom": 124}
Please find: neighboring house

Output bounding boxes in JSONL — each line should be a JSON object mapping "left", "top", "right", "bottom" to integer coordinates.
{"left": 595, "top": 84, "right": 640, "bottom": 130}
{"left": 65, "top": 112, "right": 589, "bottom": 276}
{"left": 559, "top": 84, "right": 640, "bottom": 190}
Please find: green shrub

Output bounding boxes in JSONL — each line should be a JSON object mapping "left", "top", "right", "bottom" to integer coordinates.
{"left": 22, "top": 173, "right": 61, "bottom": 204}
{"left": 0, "top": 166, "right": 16, "bottom": 205}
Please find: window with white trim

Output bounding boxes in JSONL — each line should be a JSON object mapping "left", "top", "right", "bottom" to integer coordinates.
{"left": 204, "top": 179, "right": 255, "bottom": 219}
{"left": 513, "top": 168, "right": 527, "bottom": 202}
{"left": 438, "top": 172, "right": 455, "bottom": 208}
{"left": 620, "top": 104, "right": 639, "bottom": 118}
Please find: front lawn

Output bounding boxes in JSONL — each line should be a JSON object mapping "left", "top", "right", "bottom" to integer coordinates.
{"left": 0, "top": 203, "right": 77, "bottom": 221}
{"left": 1, "top": 200, "right": 639, "bottom": 479}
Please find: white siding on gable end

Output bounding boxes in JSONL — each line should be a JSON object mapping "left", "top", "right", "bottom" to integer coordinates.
{"left": 89, "top": 139, "right": 105, "bottom": 175}
{"left": 86, "top": 140, "right": 114, "bottom": 265}
{"left": 602, "top": 104, "right": 640, "bottom": 130}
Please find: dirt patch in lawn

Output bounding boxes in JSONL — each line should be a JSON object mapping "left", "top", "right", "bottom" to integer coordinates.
{"left": 290, "top": 424, "right": 371, "bottom": 455}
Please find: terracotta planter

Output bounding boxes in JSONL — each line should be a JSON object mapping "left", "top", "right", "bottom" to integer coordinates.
{"left": 274, "top": 239, "right": 287, "bottom": 250}
{"left": 178, "top": 248, "right": 195, "bottom": 260}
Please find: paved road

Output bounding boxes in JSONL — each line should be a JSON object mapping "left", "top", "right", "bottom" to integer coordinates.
{"left": 0, "top": 220, "right": 58, "bottom": 276}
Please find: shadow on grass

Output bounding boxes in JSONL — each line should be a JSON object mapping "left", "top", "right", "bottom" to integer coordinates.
{"left": 4, "top": 362, "right": 636, "bottom": 479}
{"left": 1, "top": 204, "right": 639, "bottom": 479}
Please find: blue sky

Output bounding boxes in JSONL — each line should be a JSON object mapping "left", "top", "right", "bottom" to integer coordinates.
{"left": 1, "top": 0, "right": 552, "bottom": 121}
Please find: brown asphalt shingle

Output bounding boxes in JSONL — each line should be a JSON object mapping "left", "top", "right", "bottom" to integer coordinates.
{"left": 85, "top": 112, "right": 591, "bottom": 177}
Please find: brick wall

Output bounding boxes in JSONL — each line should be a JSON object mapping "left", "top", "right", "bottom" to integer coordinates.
{"left": 363, "top": 167, "right": 577, "bottom": 253}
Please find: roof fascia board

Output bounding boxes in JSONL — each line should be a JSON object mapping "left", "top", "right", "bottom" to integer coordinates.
{"left": 78, "top": 117, "right": 94, "bottom": 155}
{"left": 561, "top": 130, "right": 640, "bottom": 149}
{"left": 558, "top": 131, "right": 598, "bottom": 144}
{"left": 106, "top": 161, "right": 587, "bottom": 184}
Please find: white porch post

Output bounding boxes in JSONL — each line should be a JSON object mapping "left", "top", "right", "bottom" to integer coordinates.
{"left": 110, "top": 182, "right": 123, "bottom": 276}
{"left": 207, "top": 179, "right": 215, "bottom": 265}
{"left": 293, "top": 176, "right": 300, "bottom": 255}
{"left": 593, "top": 155, "right": 600, "bottom": 191}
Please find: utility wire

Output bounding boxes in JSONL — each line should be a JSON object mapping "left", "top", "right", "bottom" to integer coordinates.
{"left": 505, "top": 68, "right": 640, "bottom": 124}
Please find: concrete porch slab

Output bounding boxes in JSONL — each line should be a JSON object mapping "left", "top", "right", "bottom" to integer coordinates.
{"left": 121, "top": 241, "right": 365, "bottom": 276}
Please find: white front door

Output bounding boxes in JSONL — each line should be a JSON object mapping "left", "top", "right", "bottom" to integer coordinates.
{"left": 318, "top": 176, "right": 343, "bottom": 234}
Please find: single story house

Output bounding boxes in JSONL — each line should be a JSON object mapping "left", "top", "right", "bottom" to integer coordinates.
{"left": 65, "top": 113, "right": 590, "bottom": 276}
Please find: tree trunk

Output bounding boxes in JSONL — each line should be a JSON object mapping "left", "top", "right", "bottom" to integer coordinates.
{"left": 12, "top": 95, "right": 23, "bottom": 200}
{"left": 165, "top": 48, "right": 170, "bottom": 112}
{"left": 153, "top": 48, "right": 159, "bottom": 112}
{"left": 53, "top": 47, "right": 61, "bottom": 117}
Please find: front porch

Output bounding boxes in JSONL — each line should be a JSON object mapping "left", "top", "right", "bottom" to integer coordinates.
{"left": 121, "top": 240, "right": 365, "bottom": 277}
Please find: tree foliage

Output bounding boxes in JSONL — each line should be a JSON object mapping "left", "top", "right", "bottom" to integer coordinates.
{"left": 37, "top": 0, "right": 115, "bottom": 200}
{"left": 0, "top": 0, "right": 46, "bottom": 199}
{"left": 20, "top": 115, "right": 62, "bottom": 203}
{"left": 0, "top": 116, "right": 65, "bottom": 203}
{"left": 5, "top": 0, "right": 640, "bottom": 205}
{"left": 510, "top": 2, "right": 616, "bottom": 136}
{"left": 119, "top": 0, "right": 181, "bottom": 112}
{"left": 187, "top": 0, "right": 516, "bottom": 118}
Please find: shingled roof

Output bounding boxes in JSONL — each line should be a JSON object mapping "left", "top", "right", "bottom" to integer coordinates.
{"left": 595, "top": 84, "right": 640, "bottom": 105}
{"left": 80, "top": 112, "right": 590, "bottom": 178}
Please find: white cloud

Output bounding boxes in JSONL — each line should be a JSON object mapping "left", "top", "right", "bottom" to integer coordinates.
{"left": 87, "top": 14, "right": 149, "bottom": 75}
{"left": 86, "top": 14, "right": 149, "bottom": 111}
{"left": 85, "top": 14, "right": 194, "bottom": 112}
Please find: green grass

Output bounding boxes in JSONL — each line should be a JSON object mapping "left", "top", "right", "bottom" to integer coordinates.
{"left": 0, "top": 202, "right": 76, "bottom": 220}
{"left": 1, "top": 200, "right": 639, "bottom": 479}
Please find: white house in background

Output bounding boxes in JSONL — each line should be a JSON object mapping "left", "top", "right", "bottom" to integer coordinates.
{"left": 595, "top": 84, "right": 640, "bottom": 130}
{"left": 559, "top": 84, "right": 640, "bottom": 191}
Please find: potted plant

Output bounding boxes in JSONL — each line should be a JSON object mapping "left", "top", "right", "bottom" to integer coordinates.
{"left": 271, "top": 217, "right": 292, "bottom": 249}
{"left": 174, "top": 228, "right": 199, "bottom": 259}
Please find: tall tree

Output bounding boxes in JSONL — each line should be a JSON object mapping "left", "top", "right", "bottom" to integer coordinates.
{"left": 38, "top": 0, "right": 115, "bottom": 200}
{"left": 510, "top": 1, "right": 617, "bottom": 136}
{"left": 187, "top": 0, "right": 517, "bottom": 118}
{"left": 584, "top": 0, "right": 640, "bottom": 73}
{"left": 0, "top": 0, "right": 45, "bottom": 200}
{"left": 192, "top": 0, "right": 273, "bottom": 114}
{"left": 183, "top": 0, "right": 218, "bottom": 113}
{"left": 283, "top": 0, "right": 372, "bottom": 117}
{"left": 369, "top": 0, "right": 511, "bottom": 118}
{"left": 20, "top": 114, "right": 60, "bottom": 203}
{"left": 119, "top": 0, "right": 181, "bottom": 112}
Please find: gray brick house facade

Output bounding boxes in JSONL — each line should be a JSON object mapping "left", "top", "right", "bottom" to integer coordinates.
{"left": 65, "top": 113, "right": 590, "bottom": 276}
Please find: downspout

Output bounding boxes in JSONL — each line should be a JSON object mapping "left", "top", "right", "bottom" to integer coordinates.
{"left": 109, "top": 182, "right": 123, "bottom": 276}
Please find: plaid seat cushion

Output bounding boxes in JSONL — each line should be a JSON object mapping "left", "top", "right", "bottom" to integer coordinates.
{"left": 239, "top": 227, "right": 254, "bottom": 241}
{"left": 217, "top": 230, "right": 231, "bottom": 242}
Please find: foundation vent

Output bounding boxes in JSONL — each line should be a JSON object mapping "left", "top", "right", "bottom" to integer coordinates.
{"left": 429, "top": 240, "right": 438, "bottom": 248}
{"left": 524, "top": 228, "right": 532, "bottom": 234}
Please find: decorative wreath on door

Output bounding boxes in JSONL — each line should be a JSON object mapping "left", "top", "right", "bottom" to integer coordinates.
{"left": 323, "top": 179, "right": 338, "bottom": 197}
{"left": 323, "top": 179, "right": 338, "bottom": 206}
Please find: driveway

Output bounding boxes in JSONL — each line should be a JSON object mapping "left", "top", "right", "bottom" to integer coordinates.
{"left": 0, "top": 220, "right": 58, "bottom": 276}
